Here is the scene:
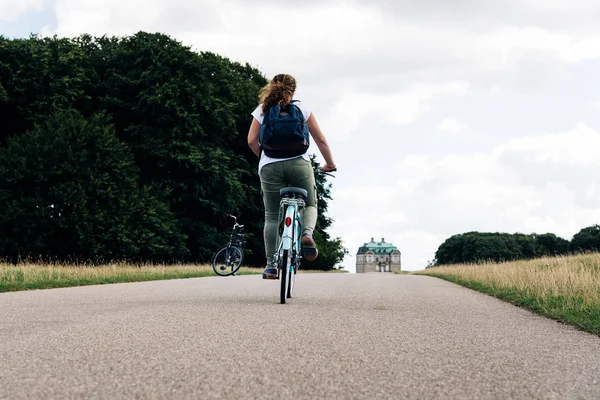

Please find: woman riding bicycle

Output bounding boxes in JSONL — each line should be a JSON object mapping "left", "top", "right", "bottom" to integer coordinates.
{"left": 247, "top": 74, "right": 337, "bottom": 279}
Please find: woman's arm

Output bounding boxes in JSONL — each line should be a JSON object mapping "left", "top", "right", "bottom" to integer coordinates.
{"left": 247, "top": 118, "right": 261, "bottom": 157}
{"left": 307, "top": 113, "right": 336, "bottom": 171}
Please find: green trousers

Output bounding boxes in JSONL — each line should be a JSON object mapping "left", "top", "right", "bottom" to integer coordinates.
{"left": 260, "top": 157, "right": 317, "bottom": 265}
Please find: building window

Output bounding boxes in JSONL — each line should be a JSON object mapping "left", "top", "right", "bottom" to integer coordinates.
{"left": 367, "top": 255, "right": 374, "bottom": 263}
{"left": 392, "top": 255, "right": 399, "bottom": 263}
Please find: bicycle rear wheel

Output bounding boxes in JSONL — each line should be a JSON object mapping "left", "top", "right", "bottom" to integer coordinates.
{"left": 279, "top": 249, "right": 289, "bottom": 304}
{"left": 287, "top": 259, "right": 295, "bottom": 299}
{"left": 212, "top": 244, "right": 243, "bottom": 276}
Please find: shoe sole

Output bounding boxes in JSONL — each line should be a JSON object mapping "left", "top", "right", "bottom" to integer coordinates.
{"left": 262, "top": 269, "right": 279, "bottom": 280}
{"left": 301, "top": 236, "right": 318, "bottom": 261}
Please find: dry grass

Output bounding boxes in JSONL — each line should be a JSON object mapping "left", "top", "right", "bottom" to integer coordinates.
{"left": 417, "top": 253, "right": 600, "bottom": 334}
{"left": 0, "top": 262, "right": 260, "bottom": 292}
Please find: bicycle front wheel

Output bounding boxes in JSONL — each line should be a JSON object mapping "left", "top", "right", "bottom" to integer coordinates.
{"left": 279, "top": 249, "right": 289, "bottom": 304}
{"left": 212, "top": 244, "right": 243, "bottom": 276}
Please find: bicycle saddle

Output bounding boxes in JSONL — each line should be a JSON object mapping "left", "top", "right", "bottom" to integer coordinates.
{"left": 280, "top": 187, "right": 308, "bottom": 198}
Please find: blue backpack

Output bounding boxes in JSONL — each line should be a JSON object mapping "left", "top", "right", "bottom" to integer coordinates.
{"left": 259, "top": 100, "right": 310, "bottom": 158}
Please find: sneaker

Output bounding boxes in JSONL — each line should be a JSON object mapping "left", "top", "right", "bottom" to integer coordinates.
{"left": 301, "top": 233, "right": 318, "bottom": 261}
{"left": 262, "top": 265, "right": 278, "bottom": 280}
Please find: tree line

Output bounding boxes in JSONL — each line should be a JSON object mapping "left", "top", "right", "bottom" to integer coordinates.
{"left": 431, "top": 225, "right": 600, "bottom": 266}
{"left": 0, "top": 32, "right": 347, "bottom": 269}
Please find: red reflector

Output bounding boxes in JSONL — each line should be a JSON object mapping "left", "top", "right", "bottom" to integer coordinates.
{"left": 285, "top": 217, "right": 292, "bottom": 227}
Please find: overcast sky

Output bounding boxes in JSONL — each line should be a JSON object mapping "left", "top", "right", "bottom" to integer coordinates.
{"left": 2, "top": 0, "right": 600, "bottom": 271}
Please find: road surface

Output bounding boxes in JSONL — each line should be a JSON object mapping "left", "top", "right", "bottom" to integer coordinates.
{"left": 1, "top": 274, "right": 599, "bottom": 399}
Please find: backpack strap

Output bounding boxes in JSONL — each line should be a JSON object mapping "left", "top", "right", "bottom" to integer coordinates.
{"left": 263, "top": 104, "right": 281, "bottom": 125}
{"left": 288, "top": 101, "right": 305, "bottom": 123}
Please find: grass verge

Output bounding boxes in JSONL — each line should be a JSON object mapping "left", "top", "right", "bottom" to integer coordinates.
{"left": 0, "top": 262, "right": 261, "bottom": 293}
{"left": 417, "top": 253, "right": 600, "bottom": 335}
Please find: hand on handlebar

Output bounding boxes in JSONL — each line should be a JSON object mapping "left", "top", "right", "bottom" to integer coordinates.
{"left": 321, "top": 165, "right": 337, "bottom": 178}
{"left": 322, "top": 164, "right": 337, "bottom": 172}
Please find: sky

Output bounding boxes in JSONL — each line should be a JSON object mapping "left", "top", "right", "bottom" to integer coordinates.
{"left": 2, "top": 0, "right": 600, "bottom": 271}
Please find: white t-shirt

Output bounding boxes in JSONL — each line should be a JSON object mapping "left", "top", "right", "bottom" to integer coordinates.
{"left": 251, "top": 100, "right": 312, "bottom": 176}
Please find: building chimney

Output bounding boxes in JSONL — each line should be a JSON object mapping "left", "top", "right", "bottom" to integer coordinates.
{"left": 371, "top": 237, "right": 374, "bottom": 242}
{"left": 382, "top": 238, "right": 385, "bottom": 243}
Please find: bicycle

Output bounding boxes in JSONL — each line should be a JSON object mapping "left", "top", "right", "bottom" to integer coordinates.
{"left": 212, "top": 214, "right": 246, "bottom": 276}
{"left": 275, "top": 168, "right": 336, "bottom": 304}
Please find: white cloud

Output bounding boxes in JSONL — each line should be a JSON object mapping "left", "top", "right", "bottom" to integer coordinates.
{"left": 496, "top": 123, "right": 600, "bottom": 165}
{"left": 0, "top": 0, "right": 45, "bottom": 22}
{"left": 44, "top": 0, "right": 600, "bottom": 98}
{"left": 484, "top": 26, "right": 600, "bottom": 64}
{"left": 438, "top": 118, "right": 468, "bottom": 136}
{"left": 331, "top": 124, "right": 600, "bottom": 270}
{"left": 322, "top": 81, "right": 470, "bottom": 140}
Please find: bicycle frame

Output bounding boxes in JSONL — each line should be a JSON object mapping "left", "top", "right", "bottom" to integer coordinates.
{"left": 275, "top": 196, "right": 305, "bottom": 304}
{"left": 228, "top": 223, "right": 245, "bottom": 250}
{"left": 277, "top": 197, "right": 305, "bottom": 265}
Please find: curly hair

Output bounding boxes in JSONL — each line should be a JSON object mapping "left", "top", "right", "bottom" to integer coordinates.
{"left": 259, "top": 74, "right": 297, "bottom": 113}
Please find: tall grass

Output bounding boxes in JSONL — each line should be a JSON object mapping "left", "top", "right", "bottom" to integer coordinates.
{"left": 418, "top": 253, "right": 600, "bottom": 335}
{"left": 0, "top": 262, "right": 260, "bottom": 292}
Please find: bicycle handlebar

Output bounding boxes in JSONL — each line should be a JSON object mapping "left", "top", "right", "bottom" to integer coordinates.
{"left": 227, "top": 214, "right": 244, "bottom": 229}
{"left": 321, "top": 167, "right": 337, "bottom": 178}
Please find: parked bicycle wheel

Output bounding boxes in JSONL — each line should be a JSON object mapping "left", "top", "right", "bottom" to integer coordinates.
{"left": 212, "top": 244, "right": 243, "bottom": 276}
{"left": 279, "top": 249, "right": 289, "bottom": 304}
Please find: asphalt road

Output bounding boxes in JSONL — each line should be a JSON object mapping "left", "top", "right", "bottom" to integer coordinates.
{"left": 1, "top": 274, "right": 599, "bottom": 399}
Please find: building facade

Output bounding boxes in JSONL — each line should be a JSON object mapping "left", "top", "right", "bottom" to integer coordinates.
{"left": 356, "top": 238, "right": 401, "bottom": 273}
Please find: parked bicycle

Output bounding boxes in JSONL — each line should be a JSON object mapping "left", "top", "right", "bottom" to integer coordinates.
{"left": 275, "top": 168, "right": 336, "bottom": 304}
{"left": 212, "top": 214, "right": 246, "bottom": 276}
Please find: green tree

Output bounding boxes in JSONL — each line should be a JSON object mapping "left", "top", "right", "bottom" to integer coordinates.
{"left": 457, "top": 232, "right": 520, "bottom": 264}
{"left": 0, "top": 35, "right": 92, "bottom": 146}
{"left": 434, "top": 231, "right": 544, "bottom": 265}
{"left": 533, "top": 233, "right": 570, "bottom": 256}
{"left": 514, "top": 233, "right": 537, "bottom": 259}
{"left": 434, "top": 233, "right": 467, "bottom": 265}
{"left": 76, "top": 32, "right": 267, "bottom": 262}
{"left": 571, "top": 225, "right": 600, "bottom": 253}
{"left": 0, "top": 110, "right": 187, "bottom": 262}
